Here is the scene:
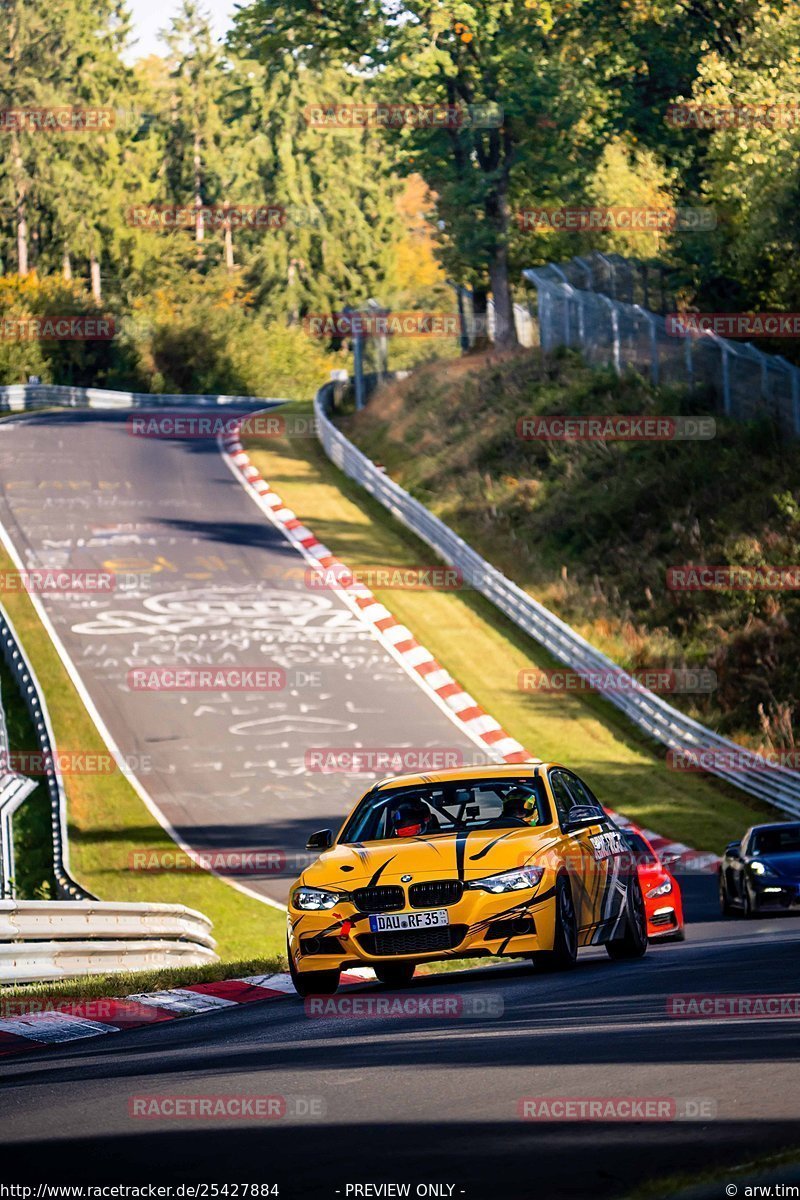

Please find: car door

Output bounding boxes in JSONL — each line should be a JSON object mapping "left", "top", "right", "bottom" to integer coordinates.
{"left": 547, "top": 769, "right": 606, "bottom": 944}
{"left": 561, "top": 770, "right": 630, "bottom": 943}
{"left": 725, "top": 835, "right": 749, "bottom": 904}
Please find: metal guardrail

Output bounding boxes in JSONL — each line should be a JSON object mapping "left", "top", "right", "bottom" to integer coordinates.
{"left": 0, "top": 775, "right": 37, "bottom": 900}
{"left": 0, "top": 900, "right": 217, "bottom": 983}
{"left": 314, "top": 382, "right": 800, "bottom": 819}
{"left": 0, "top": 605, "right": 93, "bottom": 900}
{"left": 0, "top": 899, "right": 215, "bottom": 944}
{"left": 524, "top": 252, "right": 800, "bottom": 438}
{"left": 0, "top": 623, "right": 37, "bottom": 898}
{"left": 0, "top": 940, "right": 218, "bottom": 984}
{"left": 0, "top": 383, "right": 280, "bottom": 411}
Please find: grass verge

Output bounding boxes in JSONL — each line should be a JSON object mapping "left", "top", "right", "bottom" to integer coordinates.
{"left": 1, "top": 956, "right": 284, "bottom": 1002}
{"left": 341, "top": 349, "right": 800, "bottom": 753}
{"left": 0, "top": 540, "right": 286, "bottom": 962}
{"left": 625, "top": 1144, "right": 800, "bottom": 1199}
{"left": 244, "top": 398, "right": 778, "bottom": 856}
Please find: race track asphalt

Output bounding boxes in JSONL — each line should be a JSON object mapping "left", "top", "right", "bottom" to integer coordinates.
{"left": 1, "top": 878, "right": 799, "bottom": 1197}
{"left": 2, "top": 410, "right": 799, "bottom": 1198}
{"left": 0, "top": 410, "right": 489, "bottom": 902}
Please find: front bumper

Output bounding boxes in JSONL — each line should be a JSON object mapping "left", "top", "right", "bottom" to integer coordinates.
{"left": 288, "top": 879, "right": 558, "bottom": 973}
{"left": 646, "top": 905, "right": 683, "bottom": 938}
{"left": 750, "top": 881, "right": 800, "bottom": 910}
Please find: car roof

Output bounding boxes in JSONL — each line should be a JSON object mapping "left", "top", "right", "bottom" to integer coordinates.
{"left": 372, "top": 761, "right": 550, "bottom": 791}
{"left": 747, "top": 821, "right": 800, "bottom": 835}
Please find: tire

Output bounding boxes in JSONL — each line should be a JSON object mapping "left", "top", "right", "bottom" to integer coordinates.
{"left": 288, "top": 939, "right": 340, "bottom": 997}
{"left": 606, "top": 876, "right": 648, "bottom": 960}
{"left": 534, "top": 875, "right": 578, "bottom": 972}
{"left": 374, "top": 963, "right": 416, "bottom": 987}
{"left": 719, "top": 874, "right": 735, "bottom": 916}
{"left": 743, "top": 888, "right": 757, "bottom": 920}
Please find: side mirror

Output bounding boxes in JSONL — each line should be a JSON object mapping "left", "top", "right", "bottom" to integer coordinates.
{"left": 725, "top": 841, "right": 742, "bottom": 858}
{"left": 306, "top": 828, "right": 334, "bottom": 851}
{"left": 563, "top": 804, "right": 606, "bottom": 832}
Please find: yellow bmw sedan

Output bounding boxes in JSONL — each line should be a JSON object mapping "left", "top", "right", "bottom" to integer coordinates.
{"left": 287, "top": 762, "right": 647, "bottom": 995}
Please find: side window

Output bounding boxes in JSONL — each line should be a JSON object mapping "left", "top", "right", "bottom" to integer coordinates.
{"left": 563, "top": 772, "right": 601, "bottom": 810}
{"left": 548, "top": 770, "right": 576, "bottom": 824}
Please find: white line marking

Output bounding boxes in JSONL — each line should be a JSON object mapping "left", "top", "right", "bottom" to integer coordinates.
{"left": 125, "top": 989, "right": 238, "bottom": 1013}
{"left": 0, "top": 1012, "right": 120, "bottom": 1042}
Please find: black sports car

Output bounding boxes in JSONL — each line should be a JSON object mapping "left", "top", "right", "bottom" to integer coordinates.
{"left": 719, "top": 822, "right": 800, "bottom": 917}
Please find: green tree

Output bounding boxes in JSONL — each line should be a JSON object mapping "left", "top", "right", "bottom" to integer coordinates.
{"left": 162, "top": 1, "right": 230, "bottom": 259}
{"left": 233, "top": 57, "right": 405, "bottom": 321}
{"left": 230, "top": 0, "right": 611, "bottom": 348}
{"left": 680, "top": 4, "right": 800, "bottom": 320}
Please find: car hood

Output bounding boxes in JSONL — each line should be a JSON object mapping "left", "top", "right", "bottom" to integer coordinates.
{"left": 754, "top": 852, "right": 800, "bottom": 879}
{"left": 300, "top": 826, "right": 561, "bottom": 889}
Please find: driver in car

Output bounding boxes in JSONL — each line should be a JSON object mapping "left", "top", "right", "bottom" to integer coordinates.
{"left": 502, "top": 786, "right": 543, "bottom": 825}
{"left": 390, "top": 798, "right": 438, "bottom": 837}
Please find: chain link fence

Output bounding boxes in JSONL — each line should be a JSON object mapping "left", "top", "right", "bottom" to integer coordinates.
{"left": 524, "top": 251, "right": 800, "bottom": 438}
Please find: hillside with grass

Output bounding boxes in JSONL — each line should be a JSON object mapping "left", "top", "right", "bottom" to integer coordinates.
{"left": 341, "top": 350, "right": 800, "bottom": 756}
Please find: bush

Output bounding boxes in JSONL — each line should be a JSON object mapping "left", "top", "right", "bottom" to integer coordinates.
{"left": 114, "top": 277, "right": 344, "bottom": 399}
{"left": 0, "top": 274, "right": 116, "bottom": 386}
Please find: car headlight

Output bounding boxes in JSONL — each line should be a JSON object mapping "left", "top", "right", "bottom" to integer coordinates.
{"left": 750, "top": 861, "right": 778, "bottom": 878}
{"left": 468, "top": 866, "right": 544, "bottom": 894}
{"left": 647, "top": 879, "right": 673, "bottom": 898}
{"left": 292, "top": 886, "right": 341, "bottom": 911}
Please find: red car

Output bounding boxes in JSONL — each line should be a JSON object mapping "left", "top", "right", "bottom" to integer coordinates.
{"left": 621, "top": 829, "right": 685, "bottom": 941}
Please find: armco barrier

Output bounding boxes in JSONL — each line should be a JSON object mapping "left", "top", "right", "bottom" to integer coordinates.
{"left": 0, "top": 900, "right": 217, "bottom": 983}
{"left": 0, "top": 383, "right": 280, "bottom": 411}
{"left": 0, "top": 773, "right": 37, "bottom": 900}
{"left": 0, "top": 604, "right": 93, "bottom": 901}
{"left": 314, "top": 382, "right": 800, "bottom": 819}
{"left": 0, "top": 898, "right": 215, "bottom": 944}
{"left": 0, "top": 605, "right": 37, "bottom": 899}
{"left": 0, "top": 940, "right": 217, "bottom": 983}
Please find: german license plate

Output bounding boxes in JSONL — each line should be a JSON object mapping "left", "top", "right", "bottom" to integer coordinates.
{"left": 369, "top": 910, "right": 449, "bottom": 933}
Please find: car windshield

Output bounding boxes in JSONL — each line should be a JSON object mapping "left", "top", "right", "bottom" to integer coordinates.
{"left": 751, "top": 825, "right": 800, "bottom": 856}
{"left": 622, "top": 831, "right": 658, "bottom": 866}
{"left": 340, "top": 777, "right": 550, "bottom": 844}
